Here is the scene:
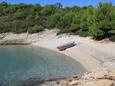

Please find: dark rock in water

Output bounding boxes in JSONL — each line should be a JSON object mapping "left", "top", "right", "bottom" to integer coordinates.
{"left": 20, "top": 77, "right": 44, "bottom": 86}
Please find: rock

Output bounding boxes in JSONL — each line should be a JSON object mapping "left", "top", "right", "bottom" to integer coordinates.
{"left": 39, "top": 69, "right": 115, "bottom": 86}
{"left": 59, "top": 83, "right": 72, "bottom": 86}
{"left": 40, "top": 81, "right": 59, "bottom": 86}
{"left": 108, "top": 76, "right": 115, "bottom": 81}
{"left": 69, "top": 80, "right": 81, "bottom": 85}
{"left": 82, "top": 68, "right": 110, "bottom": 80}
{"left": 59, "top": 80, "right": 72, "bottom": 86}
{"left": 79, "top": 79, "right": 115, "bottom": 86}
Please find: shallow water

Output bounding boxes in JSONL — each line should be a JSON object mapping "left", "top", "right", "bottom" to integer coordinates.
{"left": 0, "top": 45, "right": 86, "bottom": 86}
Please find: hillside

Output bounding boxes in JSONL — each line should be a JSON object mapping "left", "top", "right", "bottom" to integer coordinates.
{"left": 0, "top": 2, "right": 115, "bottom": 41}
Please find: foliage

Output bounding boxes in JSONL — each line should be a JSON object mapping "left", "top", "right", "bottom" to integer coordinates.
{"left": 109, "top": 35, "right": 115, "bottom": 41}
{"left": 28, "top": 25, "right": 44, "bottom": 33}
{"left": 0, "top": 2, "right": 115, "bottom": 41}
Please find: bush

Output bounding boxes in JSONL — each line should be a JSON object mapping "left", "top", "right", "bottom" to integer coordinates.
{"left": 0, "top": 2, "right": 114, "bottom": 41}
{"left": 28, "top": 25, "right": 44, "bottom": 33}
{"left": 109, "top": 35, "right": 115, "bottom": 41}
{"left": 74, "top": 30, "right": 88, "bottom": 37}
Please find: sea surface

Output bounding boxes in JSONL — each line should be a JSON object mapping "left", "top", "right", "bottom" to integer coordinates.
{"left": 0, "top": 45, "right": 86, "bottom": 86}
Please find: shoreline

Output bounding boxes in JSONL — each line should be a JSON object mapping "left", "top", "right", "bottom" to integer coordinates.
{"left": 0, "top": 30, "right": 115, "bottom": 86}
{"left": 0, "top": 30, "right": 115, "bottom": 71}
{"left": 31, "top": 43, "right": 101, "bottom": 71}
{"left": 30, "top": 30, "right": 115, "bottom": 71}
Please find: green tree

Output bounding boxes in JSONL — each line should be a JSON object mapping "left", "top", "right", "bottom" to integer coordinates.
{"left": 88, "top": 3, "right": 115, "bottom": 40}
{"left": 0, "top": 2, "right": 115, "bottom": 41}
{"left": 58, "top": 12, "right": 75, "bottom": 29}
{"left": 46, "top": 13, "right": 61, "bottom": 28}
{"left": 28, "top": 25, "right": 44, "bottom": 33}
{"left": 40, "top": 5, "right": 56, "bottom": 16}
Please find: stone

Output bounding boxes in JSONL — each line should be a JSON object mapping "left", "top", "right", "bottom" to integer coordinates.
{"left": 79, "top": 79, "right": 115, "bottom": 86}
{"left": 108, "top": 76, "right": 115, "bottom": 81}
{"left": 69, "top": 80, "right": 81, "bottom": 85}
{"left": 40, "top": 81, "right": 59, "bottom": 86}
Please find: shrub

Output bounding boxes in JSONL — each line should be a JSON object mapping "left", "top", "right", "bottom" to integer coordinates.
{"left": 109, "top": 35, "right": 115, "bottom": 41}
{"left": 28, "top": 25, "right": 44, "bottom": 33}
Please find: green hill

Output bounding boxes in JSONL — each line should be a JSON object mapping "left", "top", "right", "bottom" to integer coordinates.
{"left": 0, "top": 2, "right": 115, "bottom": 41}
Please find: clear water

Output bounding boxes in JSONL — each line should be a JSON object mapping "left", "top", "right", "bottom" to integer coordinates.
{"left": 0, "top": 45, "right": 86, "bottom": 86}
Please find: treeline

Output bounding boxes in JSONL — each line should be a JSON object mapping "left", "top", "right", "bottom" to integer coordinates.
{"left": 0, "top": 2, "right": 115, "bottom": 41}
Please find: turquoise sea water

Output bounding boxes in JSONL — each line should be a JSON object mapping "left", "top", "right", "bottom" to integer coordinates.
{"left": 0, "top": 45, "right": 86, "bottom": 86}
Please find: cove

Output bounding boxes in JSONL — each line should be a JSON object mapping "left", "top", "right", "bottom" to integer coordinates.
{"left": 0, "top": 45, "right": 86, "bottom": 86}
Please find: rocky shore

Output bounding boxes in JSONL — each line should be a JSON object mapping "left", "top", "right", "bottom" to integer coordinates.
{"left": 0, "top": 33, "right": 30, "bottom": 45}
{"left": 0, "top": 39, "right": 30, "bottom": 45}
{"left": 0, "top": 30, "right": 115, "bottom": 86}
{"left": 39, "top": 68, "right": 115, "bottom": 86}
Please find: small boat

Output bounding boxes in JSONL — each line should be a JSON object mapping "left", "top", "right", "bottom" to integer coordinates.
{"left": 57, "top": 42, "right": 76, "bottom": 51}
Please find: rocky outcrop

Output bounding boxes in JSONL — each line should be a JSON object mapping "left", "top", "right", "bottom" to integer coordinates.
{"left": 0, "top": 33, "right": 30, "bottom": 45}
{"left": 0, "top": 33, "right": 8, "bottom": 40}
{"left": 39, "top": 69, "right": 115, "bottom": 86}
{"left": 0, "top": 39, "right": 30, "bottom": 45}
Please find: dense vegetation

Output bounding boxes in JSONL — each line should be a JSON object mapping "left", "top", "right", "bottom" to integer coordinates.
{"left": 0, "top": 2, "right": 115, "bottom": 41}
